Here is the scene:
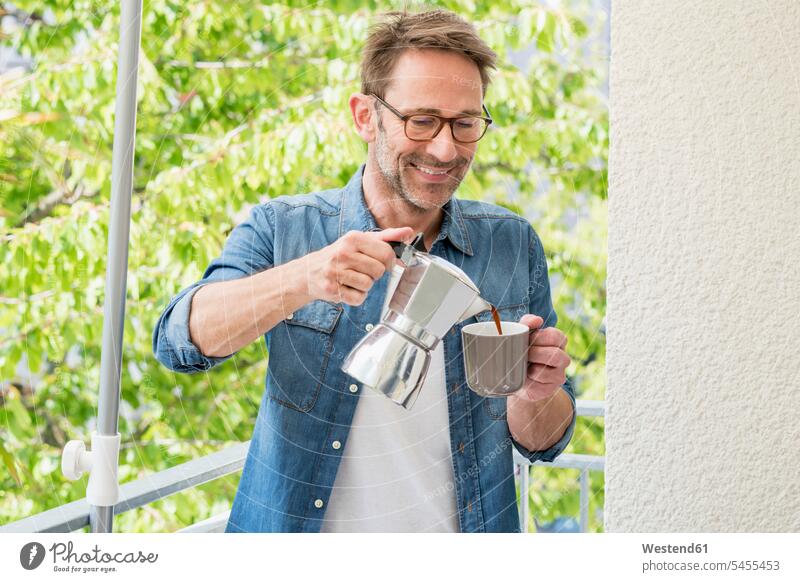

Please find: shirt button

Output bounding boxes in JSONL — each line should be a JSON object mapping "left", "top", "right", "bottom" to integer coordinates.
{"left": 332, "top": 440, "right": 341, "bottom": 450}
{"left": 450, "top": 327, "right": 456, "bottom": 336}
{"left": 365, "top": 323, "right": 374, "bottom": 332}
{"left": 286, "top": 313, "right": 293, "bottom": 320}
{"left": 458, "top": 442, "right": 465, "bottom": 454}
{"left": 452, "top": 383, "right": 459, "bottom": 393}
{"left": 349, "top": 383, "right": 359, "bottom": 393}
{"left": 314, "top": 499, "right": 324, "bottom": 509}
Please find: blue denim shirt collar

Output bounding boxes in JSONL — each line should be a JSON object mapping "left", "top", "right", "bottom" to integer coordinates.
{"left": 339, "top": 163, "right": 474, "bottom": 256}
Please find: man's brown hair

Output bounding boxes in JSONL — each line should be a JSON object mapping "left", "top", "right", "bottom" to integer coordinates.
{"left": 360, "top": 9, "right": 498, "bottom": 99}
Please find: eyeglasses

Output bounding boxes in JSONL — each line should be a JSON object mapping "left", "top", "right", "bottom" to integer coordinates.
{"left": 370, "top": 93, "right": 493, "bottom": 144}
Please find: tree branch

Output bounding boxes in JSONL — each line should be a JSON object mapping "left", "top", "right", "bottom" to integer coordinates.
{"left": 15, "top": 183, "right": 98, "bottom": 227}
{"left": 0, "top": 6, "right": 48, "bottom": 26}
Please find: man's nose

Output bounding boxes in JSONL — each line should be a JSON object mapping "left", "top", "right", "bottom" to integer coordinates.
{"left": 424, "top": 123, "right": 459, "bottom": 164}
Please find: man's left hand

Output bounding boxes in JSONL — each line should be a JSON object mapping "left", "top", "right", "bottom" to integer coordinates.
{"left": 514, "top": 314, "right": 571, "bottom": 402}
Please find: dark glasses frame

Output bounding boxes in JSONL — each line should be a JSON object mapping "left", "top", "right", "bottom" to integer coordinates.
{"left": 370, "top": 93, "right": 493, "bottom": 143}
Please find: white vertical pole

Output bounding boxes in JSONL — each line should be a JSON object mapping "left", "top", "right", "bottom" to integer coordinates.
{"left": 90, "top": 0, "right": 143, "bottom": 533}
{"left": 519, "top": 465, "right": 530, "bottom": 533}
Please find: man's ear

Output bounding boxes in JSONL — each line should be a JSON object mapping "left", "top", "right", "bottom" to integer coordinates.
{"left": 349, "top": 92, "right": 377, "bottom": 143}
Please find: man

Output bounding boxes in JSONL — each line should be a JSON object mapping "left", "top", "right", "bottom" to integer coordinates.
{"left": 153, "top": 9, "right": 575, "bottom": 533}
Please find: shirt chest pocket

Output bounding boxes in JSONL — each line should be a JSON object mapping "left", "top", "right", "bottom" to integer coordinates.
{"left": 471, "top": 303, "right": 528, "bottom": 420}
{"left": 267, "top": 300, "right": 343, "bottom": 412}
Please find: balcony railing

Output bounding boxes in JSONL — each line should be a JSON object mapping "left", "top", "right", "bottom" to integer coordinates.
{"left": 0, "top": 400, "right": 604, "bottom": 534}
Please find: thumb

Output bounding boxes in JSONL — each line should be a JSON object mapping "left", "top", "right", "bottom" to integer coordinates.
{"left": 373, "top": 226, "right": 415, "bottom": 243}
{"left": 520, "top": 314, "right": 544, "bottom": 330}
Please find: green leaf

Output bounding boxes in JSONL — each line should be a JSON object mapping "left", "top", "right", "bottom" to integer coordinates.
{"left": 3, "top": 387, "right": 35, "bottom": 441}
{"left": 0, "top": 438, "right": 23, "bottom": 487}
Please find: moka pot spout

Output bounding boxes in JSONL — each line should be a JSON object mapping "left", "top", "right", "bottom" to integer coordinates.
{"left": 458, "top": 294, "right": 492, "bottom": 323}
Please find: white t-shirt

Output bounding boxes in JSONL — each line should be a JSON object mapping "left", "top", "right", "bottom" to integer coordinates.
{"left": 319, "top": 339, "right": 460, "bottom": 533}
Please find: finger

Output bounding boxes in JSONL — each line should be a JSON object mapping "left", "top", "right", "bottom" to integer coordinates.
{"left": 516, "top": 383, "right": 560, "bottom": 402}
{"left": 527, "top": 346, "right": 571, "bottom": 369}
{"left": 358, "top": 235, "right": 406, "bottom": 271}
{"left": 343, "top": 252, "right": 388, "bottom": 281}
{"left": 527, "top": 363, "right": 567, "bottom": 385}
{"left": 373, "top": 226, "right": 415, "bottom": 243}
{"left": 531, "top": 327, "right": 567, "bottom": 348}
{"left": 337, "top": 269, "right": 375, "bottom": 293}
{"left": 519, "top": 314, "right": 544, "bottom": 330}
{"left": 338, "top": 285, "right": 368, "bottom": 306}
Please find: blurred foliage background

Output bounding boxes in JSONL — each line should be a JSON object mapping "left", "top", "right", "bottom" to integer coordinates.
{"left": 0, "top": 0, "right": 607, "bottom": 532}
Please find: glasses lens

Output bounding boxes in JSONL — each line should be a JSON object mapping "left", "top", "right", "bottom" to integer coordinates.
{"left": 405, "top": 115, "right": 440, "bottom": 140}
{"left": 452, "top": 118, "right": 486, "bottom": 142}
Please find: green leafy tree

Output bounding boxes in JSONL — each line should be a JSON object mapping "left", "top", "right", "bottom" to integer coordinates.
{"left": 1, "top": 0, "right": 606, "bottom": 532}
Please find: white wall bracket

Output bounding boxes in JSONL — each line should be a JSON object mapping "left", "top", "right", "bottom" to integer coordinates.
{"left": 61, "top": 432, "right": 121, "bottom": 507}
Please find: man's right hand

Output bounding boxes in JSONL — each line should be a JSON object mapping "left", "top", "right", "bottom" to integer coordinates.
{"left": 302, "top": 227, "right": 415, "bottom": 306}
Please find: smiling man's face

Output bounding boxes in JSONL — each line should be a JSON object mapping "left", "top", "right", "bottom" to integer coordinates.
{"left": 370, "top": 49, "right": 484, "bottom": 213}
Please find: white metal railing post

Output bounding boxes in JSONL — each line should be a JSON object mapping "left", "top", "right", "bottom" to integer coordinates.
{"left": 520, "top": 464, "right": 530, "bottom": 533}
{"left": 579, "top": 468, "right": 589, "bottom": 533}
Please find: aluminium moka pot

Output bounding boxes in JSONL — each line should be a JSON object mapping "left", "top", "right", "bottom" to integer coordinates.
{"left": 341, "top": 232, "right": 492, "bottom": 409}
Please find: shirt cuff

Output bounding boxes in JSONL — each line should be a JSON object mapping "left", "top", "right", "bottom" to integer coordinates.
{"left": 163, "top": 282, "right": 235, "bottom": 372}
{"left": 511, "top": 379, "right": 577, "bottom": 463}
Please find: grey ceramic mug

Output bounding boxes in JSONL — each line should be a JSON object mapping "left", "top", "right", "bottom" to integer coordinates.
{"left": 461, "top": 321, "right": 530, "bottom": 397}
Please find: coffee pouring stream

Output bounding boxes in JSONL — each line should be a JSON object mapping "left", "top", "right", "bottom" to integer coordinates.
{"left": 341, "top": 232, "right": 493, "bottom": 409}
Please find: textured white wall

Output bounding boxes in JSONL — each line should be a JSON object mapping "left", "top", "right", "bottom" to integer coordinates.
{"left": 607, "top": 1, "right": 800, "bottom": 531}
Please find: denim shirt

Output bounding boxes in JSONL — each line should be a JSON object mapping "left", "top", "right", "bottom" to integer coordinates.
{"left": 152, "top": 163, "right": 576, "bottom": 533}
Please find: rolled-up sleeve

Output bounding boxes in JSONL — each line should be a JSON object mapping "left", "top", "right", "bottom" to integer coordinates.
{"left": 152, "top": 203, "right": 276, "bottom": 374}
{"left": 511, "top": 225, "right": 577, "bottom": 463}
